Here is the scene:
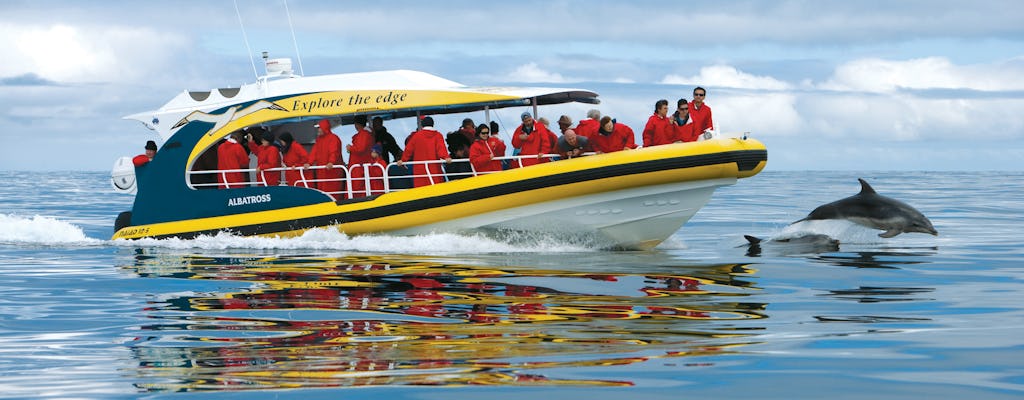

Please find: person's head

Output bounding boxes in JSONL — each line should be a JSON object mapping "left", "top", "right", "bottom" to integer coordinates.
{"left": 371, "top": 144, "right": 382, "bottom": 159}
{"left": 279, "top": 132, "right": 294, "bottom": 148}
{"left": 599, "top": 116, "right": 614, "bottom": 134}
{"left": 676, "top": 98, "right": 690, "bottom": 117}
{"left": 144, "top": 140, "right": 157, "bottom": 158}
{"left": 692, "top": 87, "right": 707, "bottom": 104}
{"left": 538, "top": 117, "right": 550, "bottom": 127}
{"left": 655, "top": 99, "right": 669, "bottom": 117}
{"left": 520, "top": 112, "right": 534, "bottom": 126}
{"left": 371, "top": 116, "right": 384, "bottom": 129}
{"left": 260, "top": 131, "right": 274, "bottom": 145}
{"left": 475, "top": 123, "right": 491, "bottom": 139}
{"left": 462, "top": 118, "right": 475, "bottom": 129}
{"left": 354, "top": 115, "right": 368, "bottom": 128}
{"left": 317, "top": 119, "right": 331, "bottom": 135}
{"left": 557, "top": 115, "right": 573, "bottom": 132}
{"left": 421, "top": 116, "right": 434, "bottom": 127}
{"left": 586, "top": 109, "right": 601, "bottom": 120}
{"left": 563, "top": 129, "right": 578, "bottom": 145}
{"left": 490, "top": 121, "right": 500, "bottom": 134}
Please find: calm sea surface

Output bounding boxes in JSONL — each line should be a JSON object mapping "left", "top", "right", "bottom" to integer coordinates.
{"left": 0, "top": 170, "right": 1021, "bottom": 399}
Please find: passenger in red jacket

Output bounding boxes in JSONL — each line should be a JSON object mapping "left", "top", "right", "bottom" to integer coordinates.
{"left": 574, "top": 109, "right": 602, "bottom": 140}
{"left": 309, "top": 119, "right": 345, "bottom": 199}
{"left": 398, "top": 116, "right": 451, "bottom": 187}
{"left": 132, "top": 140, "right": 158, "bottom": 167}
{"left": 279, "top": 132, "right": 311, "bottom": 188}
{"left": 469, "top": 123, "right": 506, "bottom": 174}
{"left": 217, "top": 132, "right": 250, "bottom": 189}
{"left": 689, "top": 87, "right": 714, "bottom": 138}
{"left": 589, "top": 116, "right": 637, "bottom": 154}
{"left": 671, "top": 98, "right": 699, "bottom": 142}
{"left": 347, "top": 115, "right": 374, "bottom": 196}
{"left": 351, "top": 144, "right": 388, "bottom": 197}
{"left": 247, "top": 130, "right": 282, "bottom": 186}
{"left": 511, "top": 112, "right": 552, "bottom": 168}
{"left": 642, "top": 99, "right": 675, "bottom": 147}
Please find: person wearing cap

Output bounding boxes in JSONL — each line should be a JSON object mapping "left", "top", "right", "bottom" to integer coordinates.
{"left": 308, "top": 119, "right": 345, "bottom": 199}
{"left": 469, "top": 123, "right": 506, "bottom": 174}
{"left": 132, "top": 140, "right": 159, "bottom": 167}
{"left": 246, "top": 129, "right": 282, "bottom": 186}
{"left": 398, "top": 116, "right": 451, "bottom": 187}
{"left": 511, "top": 112, "right": 553, "bottom": 168}
{"left": 643, "top": 99, "right": 674, "bottom": 147}
{"left": 589, "top": 116, "right": 637, "bottom": 154}
{"left": 217, "top": 131, "right": 251, "bottom": 189}
{"left": 347, "top": 115, "right": 375, "bottom": 195}
{"left": 278, "top": 132, "right": 311, "bottom": 188}
{"left": 555, "top": 115, "right": 591, "bottom": 159}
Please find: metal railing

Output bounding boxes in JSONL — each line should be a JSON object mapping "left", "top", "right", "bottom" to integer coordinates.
{"left": 187, "top": 152, "right": 577, "bottom": 198}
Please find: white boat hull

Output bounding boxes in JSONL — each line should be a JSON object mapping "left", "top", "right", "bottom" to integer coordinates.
{"left": 394, "top": 177, "right": 736, "bottom": 249}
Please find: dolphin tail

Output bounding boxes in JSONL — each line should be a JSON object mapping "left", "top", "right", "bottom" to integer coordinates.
{"left": 858, "top": 178, "right": 877, "bottom": 195}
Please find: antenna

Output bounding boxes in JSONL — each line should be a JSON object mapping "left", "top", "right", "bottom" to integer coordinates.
{"left": 234, "top": 0, "right": 259, "bottom": 80}
{"left": 284, "top": 0, "right": 305, "bottom": 76}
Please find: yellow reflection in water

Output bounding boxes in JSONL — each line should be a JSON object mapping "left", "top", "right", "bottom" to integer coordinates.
{"left": 124, "top": 254, "right": 765, "bottom": 392}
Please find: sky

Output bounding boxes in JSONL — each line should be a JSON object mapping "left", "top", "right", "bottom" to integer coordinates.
{"left": 1, "top": 0, "right": 1023, "bottom": 171}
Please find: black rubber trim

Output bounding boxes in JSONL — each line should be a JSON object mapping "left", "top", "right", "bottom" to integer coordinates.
{"left": 152, "top": 149, "right": 766, "bottom": 239}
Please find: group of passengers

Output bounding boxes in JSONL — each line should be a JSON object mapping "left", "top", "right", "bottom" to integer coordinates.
{"left": 139, "top": 87, "right": 714, "bottom": 198}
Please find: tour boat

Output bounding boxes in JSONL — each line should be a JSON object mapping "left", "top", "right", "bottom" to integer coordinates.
{"left": 110, "top": 58, "right": 767, "bottom": 249}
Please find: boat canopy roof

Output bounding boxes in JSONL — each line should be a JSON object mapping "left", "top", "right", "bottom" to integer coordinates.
{"left": 125, "top": 69, "right": 599, "bottom": 140}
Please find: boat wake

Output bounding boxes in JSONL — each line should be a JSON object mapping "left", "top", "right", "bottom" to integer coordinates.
{"left": 1, "top": 214, "right": 593, "bottom": 253}
{"left": 0, "top": 214, "right": 104, "bottom": 246}
{"left": 117, "top": 228, "right": 595, "bottom": 253}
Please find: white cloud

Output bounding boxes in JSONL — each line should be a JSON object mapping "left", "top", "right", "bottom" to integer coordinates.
{"left": 505, "top": 62, "right": 575, "bottom": 83}
{"left": 661, "top": 65, "right": 792, "bottom": 90}
{"left": 818, "top": 57, "right": 1024, "bottom": 92}
{"left": 0, "top": 23, "right": 190, "bottom": 83}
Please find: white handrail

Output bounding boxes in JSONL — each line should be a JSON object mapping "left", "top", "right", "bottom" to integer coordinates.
{"left": 186, "top": 152, "right": 568, "bottom": 195}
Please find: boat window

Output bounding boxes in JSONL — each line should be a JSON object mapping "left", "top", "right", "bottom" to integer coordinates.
{"left": 218, "top": 88, "right": 240, "bottom": 98}
{"left": 189, "top": 91, "right": 211, "bottom": 101}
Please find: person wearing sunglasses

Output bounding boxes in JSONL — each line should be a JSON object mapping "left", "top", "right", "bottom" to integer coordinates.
{"left": 672, "top": 98, "right": 698, "bottom": 142}
{"left": 689, "top": 87, "right": 714, "bottom": 139}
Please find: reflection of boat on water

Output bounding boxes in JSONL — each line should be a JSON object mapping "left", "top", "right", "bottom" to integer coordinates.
{"left": 125, "top": 253, "right": 766, "bottom": 391}
{"left": 111, "top": 58, "right": 767, "bottom": 249}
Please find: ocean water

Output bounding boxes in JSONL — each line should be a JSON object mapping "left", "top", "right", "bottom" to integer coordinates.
{"left": 1, "top": 170, "right": 1022, "bottom": 399}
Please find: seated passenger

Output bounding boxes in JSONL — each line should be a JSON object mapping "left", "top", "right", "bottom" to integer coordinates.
{"left": 589, "top": 116, "right": 637, "bottom": 154}
{"left": 469, "top": 123, "right": 506, "bottom": 173}
{"left": 445, "top": 119, "right": 474, "bottom": 180}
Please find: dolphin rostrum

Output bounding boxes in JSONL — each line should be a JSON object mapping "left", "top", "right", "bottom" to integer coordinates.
{"left": 792, "top": 178, "right": 938, "bottom": 238}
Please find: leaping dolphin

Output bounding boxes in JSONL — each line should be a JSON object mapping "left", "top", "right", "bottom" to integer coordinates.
{"left": 792, "top": 178, "right": 937, "bottom": 238}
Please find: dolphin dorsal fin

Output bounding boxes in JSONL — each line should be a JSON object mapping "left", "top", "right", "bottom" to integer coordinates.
{"left": 744, "top": 235, "right": 763, "bottom": 244}
{"left": 858, "top": 178, "right": 876, "bottom": 195}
